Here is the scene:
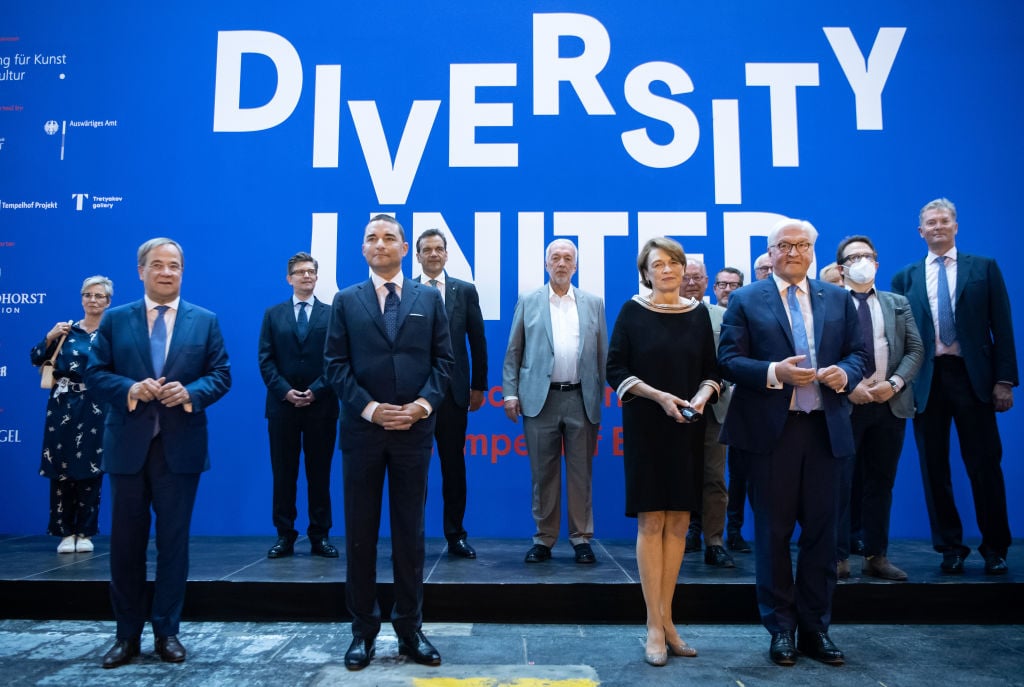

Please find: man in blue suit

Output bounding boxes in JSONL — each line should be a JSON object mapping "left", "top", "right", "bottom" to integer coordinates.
{"left": 891, "top": 198, "right": 1017, "bottom": 575}
{"left": 325, "top": 215, "right": 454, "bottom": 670}
{"left": 719, "top": 219, "right": 866, "bottom": 667}
{"left": 87, "top": 238, "right": 231, "bottom": 668}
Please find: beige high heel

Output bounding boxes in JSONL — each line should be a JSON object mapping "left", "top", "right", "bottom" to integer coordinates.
{"left": 667, "top": 639, "right": 698, "bottom": 657}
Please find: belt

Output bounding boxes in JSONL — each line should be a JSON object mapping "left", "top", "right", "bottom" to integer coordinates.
{"left": 788, "top": 409, "right": 823, "bottom": 416}
{"left": 550, "top": 382, "right": 582, "bottom": 392}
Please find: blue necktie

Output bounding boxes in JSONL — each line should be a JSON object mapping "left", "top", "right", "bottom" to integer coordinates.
{"left": 383, "top": 283, "right": 399, "bottom": 340}
{"left": 786, "top": 285, "right": 816, "bottom": 412}
{"left": 852, "top": 291, "right": 877, "bottom": 378}
{"left": 151, "top": 305, "right": 169, "bottom": 377}
{"left": 935, "top": 255, "right": 956, "bottom": 346}
{"left": 296, "top": 301, "right": 309, "bottom": 340}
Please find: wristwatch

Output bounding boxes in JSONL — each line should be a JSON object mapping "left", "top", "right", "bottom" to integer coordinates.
{"left": 887, "top": 379, "right": 899, "bottom": 394}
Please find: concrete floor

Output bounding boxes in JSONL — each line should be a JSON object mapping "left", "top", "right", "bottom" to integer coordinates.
{"left": 1, "top": 619, "right": 1022, "bottom": 686}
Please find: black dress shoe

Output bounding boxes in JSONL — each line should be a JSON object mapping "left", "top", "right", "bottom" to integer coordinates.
{"left": 398, "top": 629, "right": 441, "bottom": 665}
{"left": 344, "top": 636, "right": 375, "bottom": 670}
{"left": 685, "top": 530, "right": 702, "bottom": 553}
{"left": 704, "top": 544, "right": 736, "bottom": 568}
{"left": 797, "top": 630, "right": 844, "bottom": 665}
{"left": 524, "top": 543, "right": 551, "bottom": 563}
{"left": 941, "top": 553, "right": 966, "bottom": 574}
{"left": 984, "top": 554, "right": 1009, "bottom": 575}
{"left": 769, "top": 631, "right": 796, "bottom": 666}
{"left": 850, "top": 537, "right": 866, "bottom": 556}
{"left": 727, "top": 532, "right": 752, "bottom": 553}
{"left": 101, "top": 638, "right": 140, "bottom": 669}
{"left": 155, "top": 635, "right": 187, "bottom": 663}
{"left": 448, "top": 538, "right": 477, "bottom": 559}
{"left": 267, "top": 535, "right": 295, "bottom": 559}
{"left": 311, "top": 537, "right": 340, "bottom": 558}
{"left": 573, "top": 542, "right": 597, "bottom": 564}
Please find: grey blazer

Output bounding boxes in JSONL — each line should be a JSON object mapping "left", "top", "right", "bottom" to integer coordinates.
{"left": 871, "top": 289, "right": 924, "bottom": 419}
{"left": 706, "top": 303, "right": 733, "bottom": 424}
{"left": 502, "top": 285, "right": 607, "bottom": 425}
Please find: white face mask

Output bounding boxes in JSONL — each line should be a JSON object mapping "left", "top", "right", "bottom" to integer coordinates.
{"left": 845, "top": 258, "right": 876, "bottom": 285}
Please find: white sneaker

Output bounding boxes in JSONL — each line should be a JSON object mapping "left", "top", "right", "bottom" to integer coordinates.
{"left": 75, "top": 536, "right": 94, "bottom": 553}
{"left": 57, "top": 536, "right": 76, "bottom": 553}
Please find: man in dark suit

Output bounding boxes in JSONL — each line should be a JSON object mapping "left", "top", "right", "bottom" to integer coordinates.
{"left": 835, "top": 235, "right": 923, "bottom": 581}
{"left": 87, "top": 238, "right": 231, "bottom": 668}
{"left": 891, "top": 198, "right": 1017, "bottom": 575}
{"left": 414, "top": 229, "right": 488, "bottom": 559}
{"left": 719, "top": 219, "right": 866, "bottom": 667}
{"left": 258, "top": 252, "right": 339, "bottom": 559}
{"left": 325, "top": 215, "right": 454, "bottom": 670}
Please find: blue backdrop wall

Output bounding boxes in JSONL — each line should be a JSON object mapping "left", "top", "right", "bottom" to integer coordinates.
{"left": 2, "top": 1, "right": 1021, "bottom": 543}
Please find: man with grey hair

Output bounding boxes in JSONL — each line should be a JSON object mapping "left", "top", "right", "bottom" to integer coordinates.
{"left": 891, "top": 198, "right": 1017, "bottom": 576}
{"left": 503, "top": 238, "right": 607, "bottom": 565}
{"left": 754, "top": 252, "right": 772, "bottom": 281}
{"left": 720, "top": 218, "right": 866, "bottom": 667}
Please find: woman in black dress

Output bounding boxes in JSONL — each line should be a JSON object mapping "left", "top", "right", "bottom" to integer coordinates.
{"left": 607, "top": 237, "right": 720, "bottom": 666}
{"left": 30, "top": 275, "right": 113, "bottom": 553}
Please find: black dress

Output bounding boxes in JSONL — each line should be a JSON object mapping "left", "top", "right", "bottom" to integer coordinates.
{"left": 606, "top": 296, "right": 720, "bottom": 517}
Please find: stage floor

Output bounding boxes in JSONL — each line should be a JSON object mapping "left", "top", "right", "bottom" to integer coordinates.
{"left": 1, "top": 535, "right": 1020, "bottom": 624}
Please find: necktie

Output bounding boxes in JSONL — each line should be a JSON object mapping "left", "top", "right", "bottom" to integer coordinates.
{"left": 428, "top": 278, "right": 438, "bottom": 288}
{"left": 852, "top": 291, "right": 877, "bottom": 378}
{"left": 786, "top": 285, "right": 816, "bottom": 412}
{"left": 296, "top": 301, "right": 309, "bottom": 340}
{"left": 935, "top": 255, "right": 956, "bottom": 346}
{"left": 151, "top": 305, "right": 169, "bottom": 377}
{"left": 383, "top": 283, "right": 399, "bottom": 340}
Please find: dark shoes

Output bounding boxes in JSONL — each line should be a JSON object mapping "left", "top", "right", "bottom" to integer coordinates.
{"left": 155, "top": 635, "right": 187, "bottom": 663}
{"left": 727, "top": 532, "right": 752, "bottom": 553}
{"left": 344, "top": 636, "right": 375, "bottom": 670}
{"left": 797, "top": 630, "right": 844, "bottom": 665}
{"left": 311, "top": 537, "right": 340, "bottom": 558}
{"left": 101, "top": 638, "right": 140, "bottom": 669}
{"left": 863, "top": 555, "right": 908, "bottom": 581}
{"left": 267, "top": 535, "right": 296, "bottom": 559}
{"left": 448, "top": 538, "right": 477, "bottom": 559}
{"left": 941, "top": 552, "right": 966, "bottom": 574}
{"left": 525, "top": 544, "right": 552, "bottom": 563}
{"left": 769, "top": 631, "right": 796, "bottom": 666}
{"left": 573, "top": 542, "right": 597, "bottom": 564}
{"left": 985, "top": 554, "right": 1009, "bottom": 575}
{"left": 704, "top": 544, "right": 735, "bottom": 568}
{"left": 685, "top": 530, "right": 702, "bottom": 553}
{"left": 397, "top": 629, "right": 442, "bottom": 666}
{"left": 837, "top": 559, "right": 851, "bottom": 579}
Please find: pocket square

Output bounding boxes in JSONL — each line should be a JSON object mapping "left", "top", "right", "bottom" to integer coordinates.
{"left": 409, "top": 312, "right": 425, "bottom": 317}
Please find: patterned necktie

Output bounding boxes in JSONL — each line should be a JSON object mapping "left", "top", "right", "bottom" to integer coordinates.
{"left": 151, "top": 305, "right": 169, "bottom": 377}
{"left": 786, "top": 285, "right": 816, "bottom": 412}
{"left": 296, "top": 301, "right": 309, "bottom": 340}
{"left": 428, "top": 278, "right": 438, "bottom": 288}
{"left": 851, "top": 291, "right": 877, "bottom": 378}
{"left": 383, "top": 282, "right": 400, "bottom": 340}
{"left": 935, "top": 255, "right": 956, "bottom": 346}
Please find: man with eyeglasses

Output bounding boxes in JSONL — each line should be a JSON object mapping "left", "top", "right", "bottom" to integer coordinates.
{"left": 754, "top": 252, "right": 772, "bottom": 281}
{"left": 719, "top": 219, "right": 867, "bottom": 667}
{"left": 713, "top": 268, "right": 744, "bottom": 307}
{"left": 834, "top": 236, "right": 923, "bottom": 583}
{"left": 891, "top": 198, "right": 1017, "bottom": 576}
{"left": 678, "top": 260, "right": 734, "bottom": 569}
{"left": 258, "top": 252, "right": 340, "bottom": 560}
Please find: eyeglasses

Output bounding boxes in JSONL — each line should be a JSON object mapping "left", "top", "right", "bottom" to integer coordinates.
{"left": 755, "top": 266, "right": 772, "bottom": 274}
{"left": 841, "top": 252, "right": 876, "bottom": 265}
{"left": 773, "top": 241, "right": 813, "bottom": 255}
{"left": 714, "top": 281, "right": 741, "bottom": 289}
{"left": 682, "top": 275, "right": 706, "bottom": 283}
{"left": 290, "top": 269, "right": 317, "bottom": 277}
{"left": 82, "top": 293, "right": 108, "bottom": 300}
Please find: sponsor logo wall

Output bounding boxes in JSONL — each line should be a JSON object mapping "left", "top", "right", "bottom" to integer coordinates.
{"left": 2, "top": 1, "right": 1021, "bottom": 539}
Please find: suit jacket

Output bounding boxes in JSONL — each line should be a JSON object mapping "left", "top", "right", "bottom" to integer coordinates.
{"left": 416, "top": 273, "right": 488, "bottom": 408}
{"left": 861, "top": 289, "right": 925, "bottom": 419}
{"left": 891, "top": 253, "right": 1018, "bottom": 412}
{"left": 258, "top": 297, "right": 338, "bottom": 419}
{"left": 718, "top": 278, "right": 867, "bottom": 457}
{"left": 86, "top": 298, "right": 231, "bottom": 474}
{"left": 706, "top": 303, "right": 733, "bottom": 424}
{"left": 324, "top": 278, "right": 454, "bottom": 445}
{"left": 502, "top": 285, "right": 607, "bottom": 425}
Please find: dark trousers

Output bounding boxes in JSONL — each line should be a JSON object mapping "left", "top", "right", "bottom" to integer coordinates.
{"left": 343, "top": 425, "right": 433, "bottom": 640}
{"left": 268, "top": 409, "right": 336, "bottom": 539}
{"left": 746, "top": 412, "right": 839, "bottom": 634}
{"left": 48, "top": 476, "right": 102, "bottom": 537}
{"left": 838, "top": 402, "right": 906, "bottom": 559}
{"left": 726, "top": 446, "right": 747, "bottom": 537}
{"left": 914, "top": 356, "right": 1011, "bottom": 559}
{"left": 108, "top": 435, "right": 200, "bottom": 640}
{"left": 432, "top": 391, "right": 469, "bottom": 542}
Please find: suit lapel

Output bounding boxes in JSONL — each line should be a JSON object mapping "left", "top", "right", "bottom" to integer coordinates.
{"left": 397, "top": 278, "right": 419, "bottom": 331}
{"left": 540, "top": 286, "right": 554, "bottom": 352}
{"left": 445, "top": 279, "right": 457, "bottom": 319}
{"left": 809, "top": 280, "right": 826, "bottom": 354}
{"left": 954, "top": 253, "right": 970, "bottom": 304}
{"left": 357, "top": 280, "right": 390, "bottom": 340}
{"left": 765, "top": 283, "right": 795, "bottom": 350}
{"left": 879, "top": 291, "right": 896, "bottom": 352}
{"left": 131, "top": 300, "right": 152, "bottom": 375}
{"left": 573, "top": 287, "right": 587, "bottom": 360}
{"left": 163, "top": 300, "right": 192, "bottom": 373}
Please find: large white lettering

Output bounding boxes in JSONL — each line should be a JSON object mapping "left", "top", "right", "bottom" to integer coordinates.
{"left": 824, "top": 27, "right": 906, "bottom": 130}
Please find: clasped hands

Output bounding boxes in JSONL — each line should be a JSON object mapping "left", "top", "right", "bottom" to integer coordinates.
{"left": 131, "top": 377, "right": 191, "bottom": 408}
{"left": 776, "top": 355, "right": 847, "bottom": 393}
{"left": 285, "top": 389, "right": 315, "bottom": 407}
{"left": 656, "top": 392, "right": 705, "bottom": 423}
{"left": 372, "top": 402, "right": 427, "bottom": 430}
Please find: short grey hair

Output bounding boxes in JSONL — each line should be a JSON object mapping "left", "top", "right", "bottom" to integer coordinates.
{"left": 137, "top": 237, "right": 184, "bottom": 267}
{"left": 545, "top": 238, "right": 578, "bottom": 262}
{"left": 919, "top": 198, "right": 957, "bottom": 224}
{"left": 767, "top": 218, "right": 818, "bottom": 248}
{"left": 81, "top": 275, "right": 113, "bottom": 298}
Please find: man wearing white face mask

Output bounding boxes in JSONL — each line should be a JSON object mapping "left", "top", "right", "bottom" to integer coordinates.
{"left": 835, "top": 236, "right": 924, "bottom": 581}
